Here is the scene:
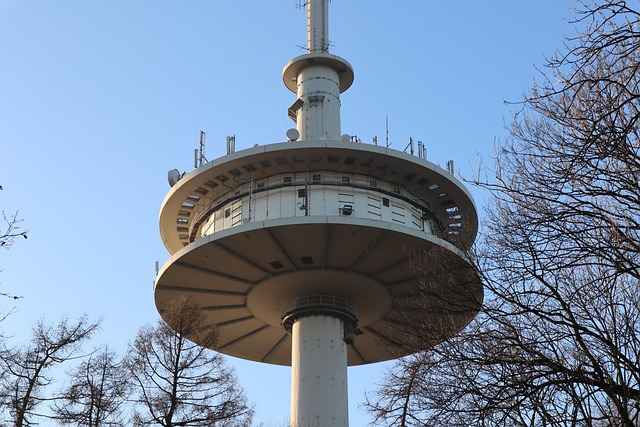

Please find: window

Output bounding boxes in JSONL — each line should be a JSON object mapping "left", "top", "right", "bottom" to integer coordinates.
{"left": 344, "top": 156, "right": 356, "bottom": 165}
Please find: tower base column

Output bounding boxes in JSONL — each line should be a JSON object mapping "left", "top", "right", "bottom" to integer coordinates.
{"left": 282, "top": 296, "right": 358, "bottom": 427}
{"left": 291, "top": 315, "right": 349, "bottom": 427}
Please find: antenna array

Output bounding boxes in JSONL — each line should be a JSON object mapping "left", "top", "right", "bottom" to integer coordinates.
{"left": 227, "top": 135, "right": 236, "bottom": 154}
{"left": 194, "top": 131, "right": 208, "bottom": 168}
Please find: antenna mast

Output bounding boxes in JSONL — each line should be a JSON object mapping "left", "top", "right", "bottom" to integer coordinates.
{"left": 283, "top": 0, "right": 354, "bottom": 142}
{"left": 194, "top": 131, "right": 208, "bottom": 168}
{"left": 307, "top": 0, "right": 329, "bottom": 53}
{"left": 386, "top": 116, "right": 390, "bottom": 147}
{"left": 199, "top": 131, "right": 207, "bottom": 165}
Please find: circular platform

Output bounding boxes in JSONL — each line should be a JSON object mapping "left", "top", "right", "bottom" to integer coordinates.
{"left": 154, "top": 216, "right": 482, "bottom": 366}
{"left": 283, "top": 53, "right": 355, "bottom": 93}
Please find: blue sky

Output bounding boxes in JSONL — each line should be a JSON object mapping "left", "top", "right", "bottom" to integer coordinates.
{"left": 1, "top": 1, "right": 577, "bottom": 425}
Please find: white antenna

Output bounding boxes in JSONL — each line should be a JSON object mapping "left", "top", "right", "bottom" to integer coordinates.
{"left": 194, "top": 131, "right": 208, "bottom": 168}
{"left": 199, "top": 131, "right": 207, "bottom": 165}
{"left": 403, "top": 137, "right": 414, "bottom": 155}
{"left": 226, "top": 135, "right": 236, "bottom": 154}
{"left": 385, "top": 116, "right": 390, "bottom": 147}
{"left": 447, "top": 160, "right": 455, "bottom": 174}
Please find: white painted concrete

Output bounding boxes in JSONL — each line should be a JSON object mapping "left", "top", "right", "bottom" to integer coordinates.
{"left": 296, "top": 65, "right": 342, "bottom": 141}
{"left": 307, "top": 0, "right": 329, "bottom": 53}
{"left": 290, "top": 315, "right": 349, "bottom": 427}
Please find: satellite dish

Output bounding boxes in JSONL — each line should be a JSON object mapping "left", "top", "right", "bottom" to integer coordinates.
{"left": 168, "top": 169, "right": 182, "bottom": 187}
{"left": 340, "top": 134, "right": 351, "bottom": 143}
{"left": 286, "top": 128, "right": 300, "bottom": 142}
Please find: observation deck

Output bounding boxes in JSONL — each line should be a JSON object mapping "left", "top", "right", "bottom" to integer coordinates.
{"left": 154, "top": 139, "right": 482, "bottom": 366}
{"left": 154, "top": 1, "right": 483, "bottom": 423}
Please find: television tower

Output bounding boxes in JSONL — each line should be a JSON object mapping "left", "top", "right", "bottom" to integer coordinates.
{"left": 155, "top": 1, "right": 482, "bottom": 426}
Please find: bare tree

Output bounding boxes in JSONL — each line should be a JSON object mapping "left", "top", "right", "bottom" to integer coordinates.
{"left": 52, "top": 346, "right": 130, "bottom": 426}
{"left": 126, "top": 296, "right": 253, "bottom": 427}
{"left": 366, "top": 1, "right": 640, "bottom": 426}
{"left": 1, "top": 186, "right": 28, "bottom": 302}
{"left": 364, "top": 353, "right": 438, "bottom": 427}
{"left": 0, "top": 210, "right": 28, "bottom": 252}
{"left": 0, "top": 315, "right": 100, "bottom": 426}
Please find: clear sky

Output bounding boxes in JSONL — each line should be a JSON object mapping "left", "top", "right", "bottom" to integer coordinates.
{"left": 1, "top": 1, "right": 577, "bottom": 425}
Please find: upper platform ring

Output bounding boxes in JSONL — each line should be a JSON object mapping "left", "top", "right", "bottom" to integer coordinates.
{"left": 283, "top": 53, "right": 355, "bottom": 93}
{"left": 159, "top": 140, "right": 478, "bottom": 255}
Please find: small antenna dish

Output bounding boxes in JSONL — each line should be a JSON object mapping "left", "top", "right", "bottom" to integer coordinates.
{"left": 168, "top": 169, "right": 182, "bottom": 187}
{"left": 286, "top": 128, "right": 301, "bottom": 142}
{"left": 340, "top": 134, "right": 350, "bottom": 143}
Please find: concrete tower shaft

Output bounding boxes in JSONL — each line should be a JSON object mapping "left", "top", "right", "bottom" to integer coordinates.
{"left": 291, "top": 316, "right": 349, "bottom": 426}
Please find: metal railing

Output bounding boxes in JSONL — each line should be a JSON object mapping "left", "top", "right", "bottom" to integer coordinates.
{"left": 281, "top": 295, "right": 359, "bottom": 331}
{"left": 186, "top": 172, "right": 449, "bottom": 241}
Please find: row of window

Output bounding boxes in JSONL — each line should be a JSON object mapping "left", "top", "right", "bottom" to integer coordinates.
{"left": 196, "top": 153, "right": 445, "bottom": 195}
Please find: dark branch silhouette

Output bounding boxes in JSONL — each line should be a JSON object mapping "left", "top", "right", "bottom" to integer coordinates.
{"left": 366, "top": 2, "right": 640, "bottom": 425}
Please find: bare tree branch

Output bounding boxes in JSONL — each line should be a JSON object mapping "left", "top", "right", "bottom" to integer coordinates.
{"left": 367, "top": 2, "right": 640, "bottom": 425}
{"left": 52, "top": 346, "right": 130, "bottom": 426}
{"left": 0, "top": 315, "right": 100, "bottom": 426}
{"left": 125, "top": 295, "right": 254, "bottom": 427}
